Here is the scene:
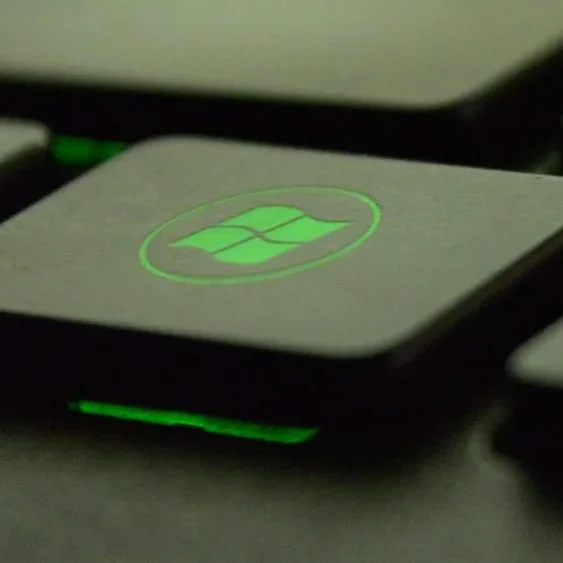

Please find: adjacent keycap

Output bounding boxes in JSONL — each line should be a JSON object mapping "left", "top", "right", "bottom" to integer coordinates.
{"left": 1, "top": 1, "right": 563, "bottom": 165}
{"left": 0, "top": 118, "right": 51, "bottom": 221}
{"left": 0, "top": 138, "right": 562, "bottom": 426}
{"left": 495, "top": 318, "right": 563, "bottom": 463}
{"left": 512, "top": 320, "right": 563, "bottom": 386}
{"left": 0, "top": 118, "right": 48, "bottom": 189}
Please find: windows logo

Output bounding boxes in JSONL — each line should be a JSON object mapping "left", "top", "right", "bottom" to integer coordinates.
{"left": 169, "top": 205, "right": 350, "bottom": 265}
{"left": 140, "top": 186, "right": 381, "bottom": 284}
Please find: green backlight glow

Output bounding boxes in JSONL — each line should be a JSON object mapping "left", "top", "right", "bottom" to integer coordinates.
{"left": 68, "top": 401, "right": 319, "bottom": 445}
{"left": 52, "top": 136, "right": 126, "bottom": 165}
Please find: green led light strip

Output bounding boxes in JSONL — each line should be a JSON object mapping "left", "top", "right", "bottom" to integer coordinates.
{"left": 68, "top": 401, "right": 319, "bottom": 445}
{"left": 52, "top": 135, "right": 126, "bottom": 165}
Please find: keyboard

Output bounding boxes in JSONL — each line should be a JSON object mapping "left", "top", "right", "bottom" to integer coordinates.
{"left": 1, "top": 3, "right": 563, "bottom": 561}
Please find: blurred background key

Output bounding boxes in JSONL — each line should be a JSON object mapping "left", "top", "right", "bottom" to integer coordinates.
{"left": 0, "top": 118, "right": 48, "bottom": 208}
{"left": 1, "top": 1, "right": 563, "bottom": 169}
{"left": 495, "top": 317, "right": 563, "bottom": 465}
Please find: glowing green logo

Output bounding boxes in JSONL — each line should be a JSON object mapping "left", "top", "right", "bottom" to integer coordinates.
{"left": 169, "top": 205, "right": 350, "bottom": 265}
{"left": 140, "top": 186, "right": 381, "bottom": 284}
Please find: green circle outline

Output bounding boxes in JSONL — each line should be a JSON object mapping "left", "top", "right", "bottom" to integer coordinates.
{"left": 139, "top": 186, "right": 382, "bottom": 284}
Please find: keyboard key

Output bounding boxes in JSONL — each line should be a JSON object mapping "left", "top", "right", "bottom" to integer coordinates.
{"left": 495, "top": 319, "right": 563, "bottom": 463}
{"left": 0, "top": 138, "right": 562, "bottom": 427}
{"left": 512, "top": 320, "right": 563, "bottom": 387}
{"left": 1, "top": 2, "right": 563, "bottom": 166}
{"left": 0, "top": 118, "right": 48, "bottom": 188}
{"left": 0, "top": 118, "right": 49, "bottom": 218}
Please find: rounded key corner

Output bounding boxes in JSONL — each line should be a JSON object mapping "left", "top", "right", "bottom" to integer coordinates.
{"left": 508, "top": 321, "right": 563, "bottom": 382}
{"left": 392, "top": 86, "right": 476, "bottom": 115}
{"left": 394, "top": 40, "right": 563, "bottom": 115}
{"left": 402, "top": 82, "right": 512, "bottom": 119}
{"left": 129, "top": 135, "right": 214, "bottom": 155}
{"left": 508, "top": 332, "right": 544, "bottom": 370}
{"left": 506, "top": 349, "right": 530, "bottom": 381}
{"left": 509, "top": 342, "right": 554, "bottom": 379}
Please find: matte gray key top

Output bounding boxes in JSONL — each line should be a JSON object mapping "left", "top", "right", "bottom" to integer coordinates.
{"left": 1, "top": 0, "right": 563, "bottom": 109}
{"left": 512, "top": 320, "right": 563, "bottom": 385}
{"left": 0, "top": 118, "right": 48, "bottom": 190}
{"left": 2, "top": 1, "right": 563, "bottom": 165}
{"left": 0, "top": 138, "right": 562, "bottom": 426}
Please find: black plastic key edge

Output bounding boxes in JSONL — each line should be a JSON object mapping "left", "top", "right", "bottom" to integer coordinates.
{"left": 0, "top": 309, "right": 495, "bottom": 454}
{"left": 1, "top": 227, "right": 560, "bottom": 439}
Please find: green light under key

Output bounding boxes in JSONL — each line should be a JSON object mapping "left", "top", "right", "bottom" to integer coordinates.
{"left": 68, "top": 401, "right": 319, "bottom": 445}
{"left": 52, "top": 136, "right": 126, "bottom": 166}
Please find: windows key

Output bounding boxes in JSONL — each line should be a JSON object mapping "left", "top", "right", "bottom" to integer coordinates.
{"left": 0, "top": 138, "right": 562, "bottom": 429}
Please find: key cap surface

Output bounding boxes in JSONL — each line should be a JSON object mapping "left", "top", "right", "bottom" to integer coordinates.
{"left": 512, "top": 320, "right": 563, "bottom": 385}
{"left": 1, "top": 2, "right": 563, "bottom": 166}
{"left": 0, "top": 0, "right": 562, "bottom": 107}
{"left": 0, "top": 138, "right": 561, "bottom": 423}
